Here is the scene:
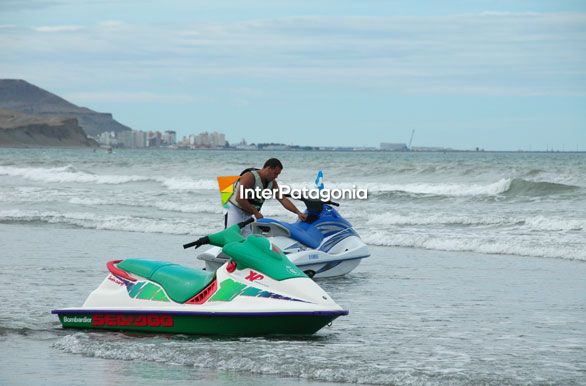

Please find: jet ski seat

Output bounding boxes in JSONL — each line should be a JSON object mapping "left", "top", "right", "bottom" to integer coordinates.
{"left": 116, "top": 259, "right": 214, "bottom": 303}
{"left": 257, "top": 218, "right": 324, "bottom": 249}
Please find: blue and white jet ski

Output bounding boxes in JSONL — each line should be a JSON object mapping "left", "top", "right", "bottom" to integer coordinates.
{"left": 197, "top": 197, "right": 370, "bottom": 278}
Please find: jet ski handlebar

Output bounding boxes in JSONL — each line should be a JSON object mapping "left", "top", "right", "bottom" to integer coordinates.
{"left": 238, "top": 217, "right": 256, "bottom": 227}
{"left": 282, "top": 194, "right": 339, "bottom": 208}
{"left": 182, "top": 218, "right": 255, "bottom": 249}
{"left": 183, "top": 236, "right": 209, "bottom": 250}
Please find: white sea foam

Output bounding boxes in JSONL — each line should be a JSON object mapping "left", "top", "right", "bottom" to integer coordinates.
{"left": 319, "top": 179, "right": 513, "bottom": 197}
{"left": 0, "top": 165, "right": 150, "bottom": 184}
{"left": 366, "top": 213, "right": 516, "bottom": 227}
{"left": 0, "top": 189, "right": 58, "bottom": 203}
{"left": 0, "top": 165, "right": 217, "bottom": 190}
{"left": 68, "top": 197, "right": 108, "bottom": 206}
{"left": 3, "top": 165, "right": 569, "bottom": 199}
{"left": 0, "top": 209, "right": 207, "bottom": 235}
{"left": 159, "top": 177, "right": 217, "bottom": 190}
{"left": 366, "top": 213, "right": 585, "bottom": 231}
{"left": 52, "top": 334, "right": 423, "bottom": 385}
{"left": 361, "top": 231, "right": 586, "bottom": 261}
{"left": 523, "top": 216, "right": 585, "bottom": 231}
{"left": 152, "top": 201, "right": 222, "bottom": 214}
{"left": 67, "top": 196, "right": 223, "bottom": 214}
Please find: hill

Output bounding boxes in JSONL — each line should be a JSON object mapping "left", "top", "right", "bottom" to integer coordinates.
{"left": 0, "top": 79, "right": 132, "bottom": 136}
{"left": 0, "top": 108, "right": 97, "bottom": 147}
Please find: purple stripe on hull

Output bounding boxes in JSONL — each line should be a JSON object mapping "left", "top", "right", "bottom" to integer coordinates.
{"left": 52, "top": 309, "right": 349, "bottom": 317}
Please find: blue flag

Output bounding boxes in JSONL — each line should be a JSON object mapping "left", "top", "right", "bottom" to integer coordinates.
{"left": 315, "top": 170, "right": 324, "bottom": 190}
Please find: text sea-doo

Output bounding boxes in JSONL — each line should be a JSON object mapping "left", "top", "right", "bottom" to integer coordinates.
{"left": 197, "top": 197, "right": 370, "bottom": 278}
{"left": 52, "top": 219, "right": 348, "bottom": 335}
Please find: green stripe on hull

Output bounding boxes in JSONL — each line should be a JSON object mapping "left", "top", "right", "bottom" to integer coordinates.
{"left": 208, "top": 279, "right": 247, "bottom": 301}
{"left": 57, "top": 312, "right": 339, "bottom": 335}
{"left": 137, "top": 282, "right": 159, "bottom": 299}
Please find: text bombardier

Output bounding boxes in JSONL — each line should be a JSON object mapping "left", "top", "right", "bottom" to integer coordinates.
{"left": 240, "top": 184, "right": 368, "bottom": 201}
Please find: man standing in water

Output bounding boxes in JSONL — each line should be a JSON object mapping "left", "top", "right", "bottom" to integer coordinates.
{"left": 226, "top": 158, "right": 307, "bottom": 236}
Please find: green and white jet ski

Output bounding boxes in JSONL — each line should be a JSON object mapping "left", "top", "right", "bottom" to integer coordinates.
{"left": 52, "top": 219, "right": 348, "bottom": 335}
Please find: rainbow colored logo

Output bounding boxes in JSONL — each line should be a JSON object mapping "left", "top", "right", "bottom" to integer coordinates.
{"left": 217, "top": 176, "right": 240, "bottom": 209}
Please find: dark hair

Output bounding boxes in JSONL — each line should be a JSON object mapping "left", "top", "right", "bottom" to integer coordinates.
{"left": 263, "top": 158, "right": 283, "bottom": 169}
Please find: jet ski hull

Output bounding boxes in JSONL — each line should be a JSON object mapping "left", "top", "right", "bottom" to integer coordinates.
{"left": 52, "top": 308, "right": 347, "bottom": 335}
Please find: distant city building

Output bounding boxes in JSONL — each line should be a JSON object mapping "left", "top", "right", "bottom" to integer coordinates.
{"left": 210, "top": 132, "right": 224, "bottom": 147}
{"left": 195, "top": 132, "right": 209, "bottom": 146}
{"left": 186, "top": 131, "right": 227, "bottom": 148}
{"left": 117, "top": 130, "right": 134, "bottom": 148}
{"left": 116, "top": 130, "right": 147, "bottom": 148}
{"left": 95, "top": 129, "right": 229, "bottom": 149}
{"left": 234, "top": 138, "right": 255, "bottom": 150}
{"left": 93, "top": 129, "right": 462, "bottom": 152}
{"left": 133, "top": 130, "right": 146, "bottom": 148}
{"left": 380, "top": 142, "right": 408, "bottom": 151}
{"left": 163, "top": 130, "right": 176, "bottom": 145}
{"left": 147, "top": 131, "right": 162, "bottom": 147}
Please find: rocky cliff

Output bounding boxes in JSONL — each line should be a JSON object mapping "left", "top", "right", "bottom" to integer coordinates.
{"left": 0, "top": 109, "right": 97, "bottom": 147}
{"left": 0, "top": 79, "right": 132, "bottom": 137}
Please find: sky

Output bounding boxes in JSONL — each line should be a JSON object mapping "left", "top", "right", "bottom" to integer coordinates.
{"left": 1, "top": 0, "right": 585, "bottom": 150}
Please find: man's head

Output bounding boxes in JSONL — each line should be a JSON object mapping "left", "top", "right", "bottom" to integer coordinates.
{"left": 261, "top": 158, "right": 283, "bottom": 181}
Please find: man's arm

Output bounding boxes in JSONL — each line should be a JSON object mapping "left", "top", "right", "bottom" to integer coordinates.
{"left": 274, "top": 180, "right": 307, "bottom": 221}
{"left": 235, "top": 172, "right": 263, "bottom": 219}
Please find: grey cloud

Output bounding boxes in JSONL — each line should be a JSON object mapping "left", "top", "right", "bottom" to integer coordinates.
{"left": 2, "top": 13, "right": 585, "bottom": 96}
{"left": 0, "top": 0, "right": 61, "bottom": 12}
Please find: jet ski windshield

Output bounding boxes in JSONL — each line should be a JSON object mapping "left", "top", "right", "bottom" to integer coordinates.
{"left": 223, "top": 236, "right": 306, "bottom": 281}
{"left": 184, "top": 219, "right": 307, "bottom": 281}
{"left": 283, "top": 194, "right": 339, "bottom": 223}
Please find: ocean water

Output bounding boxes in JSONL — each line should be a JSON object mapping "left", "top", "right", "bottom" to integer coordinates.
{"left": 0, "top": 148, "right": 585, "bottom": 385}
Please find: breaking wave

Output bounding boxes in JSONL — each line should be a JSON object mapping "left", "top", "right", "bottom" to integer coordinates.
{"left": 522, "top": 216, "right": 585, "bottom": 231}
{"left": 505, "top": 178, "right": 579, "bottom": 196}
{"left": 0, "top": 165, "right": 149, "bottom": 184}
{"left": 160, "top": 177, "right": 216, "bottom": 190}
{"left": 2, "top": 165, "right": 579, "bottom": 199}
{"left": 367, "top": 213, "right": 518, "bottom": 227}
{"left": 356, "top": 179, "right": 512, "bottom": 197}
{"left": 69, "top": 197, "right": 223, "bottom": 214}
{"left": 0, "top": 209, "right": 209, "bottom": 235}
{"left": 0, "top": 165, "right": 216, "bottom": 190}
{"left": 360, "top": 231, "right": 586, "bottom": 261}
{"left": 365, "top": 178, "right": 579, "bottom": 198}
{"left": 367, "top": 213, "right": 585, "bottom": 231}
{"left": 362, "top": 213, "right": 585, "bottom": 260}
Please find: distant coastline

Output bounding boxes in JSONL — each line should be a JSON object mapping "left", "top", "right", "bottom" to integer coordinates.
{"left": 3, "top": 146, "right": 581, "bottom": 154}
{"left": 0, "top": 79, "right": 130, "bottom": 147}
{"left": 1, "top": 80, "right": 582, "bottom": 153}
